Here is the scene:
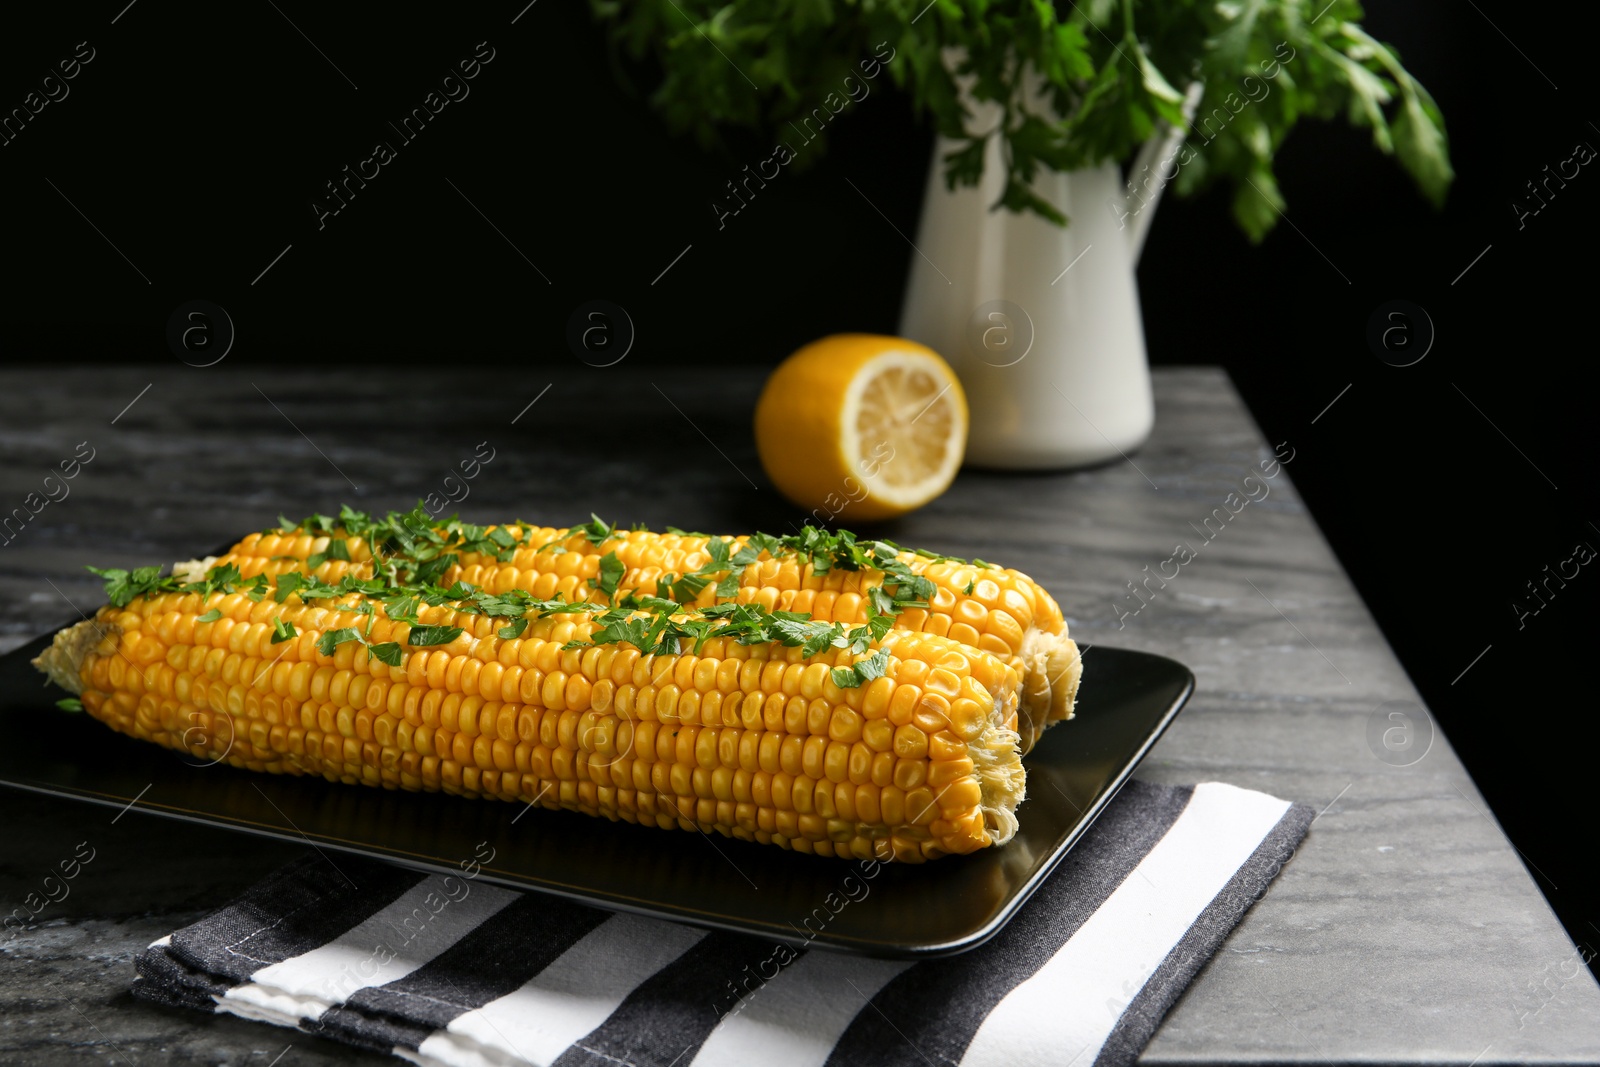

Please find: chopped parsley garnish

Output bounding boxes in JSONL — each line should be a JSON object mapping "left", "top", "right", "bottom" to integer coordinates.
{"left": 55, "top": 697, "right": 83, "bottom": 713}
{"left": 87, "top": 560, "right": 263, "bottom": 609}
{"left": 558, "top": 597, "right": 894, "bottom": 685}
{"left": 655, "top": 537, "right": 757, "bottom": 604}
{"left": 85, "top": 509, "right": 983, "bottom": 691}
{"left": 88, "top": 565, "right": 184, "bottom": 608}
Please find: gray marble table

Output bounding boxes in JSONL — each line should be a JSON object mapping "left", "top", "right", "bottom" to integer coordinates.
{"left": 2, "top": 365, "right": 1596, "bottom": 1066}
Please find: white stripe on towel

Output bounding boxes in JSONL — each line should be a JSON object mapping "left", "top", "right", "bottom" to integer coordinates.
{"left": 959, "top": 782, "right": 1291, "bottom": 1067}
{"left": 416, "top": 911, "right": 706, "bottom": 1067}
{"left": 224, "top": 876, "right": 518, "bottom": 1021}
{"left": 690, "top": 952, "right": 913, "bottom": 1067}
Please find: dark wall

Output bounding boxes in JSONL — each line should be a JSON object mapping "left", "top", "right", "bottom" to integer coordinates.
{"left": 3, "top": 1, "right": 1596, "bottom": 966}
{"left": 0, "top": 0, "right": 932, "bottom": 364}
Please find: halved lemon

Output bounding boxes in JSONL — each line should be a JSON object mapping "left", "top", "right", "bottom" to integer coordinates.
{"left": 754, "top": 334, "right": 968, "bottom": 521}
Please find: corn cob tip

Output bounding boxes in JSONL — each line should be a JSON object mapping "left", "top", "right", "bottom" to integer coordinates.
{"left": 35, "top": 553, "right": 207, "bottom": 695}
{"left": 971, "top": 718, "right": 1026, "bottom": 846}
{"left": 32, "top": 617, "right": 113, "bottom": 696}
{"left": 1018, "top": 630, "right": 1082, "bottom": 750}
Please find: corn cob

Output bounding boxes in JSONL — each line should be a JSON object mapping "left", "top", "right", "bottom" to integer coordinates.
{"left": 34, "top": 577, "right": 1028, "bottom": 862}
{"left": 221, "top": 521, "right": 1082, "bottom": 752}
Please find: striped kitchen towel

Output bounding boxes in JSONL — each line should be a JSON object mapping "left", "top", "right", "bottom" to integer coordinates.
{"left": 133, "top": 780, "right": 1312, "bottom": 1067}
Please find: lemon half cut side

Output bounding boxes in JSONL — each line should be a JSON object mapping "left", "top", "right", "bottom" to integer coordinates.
{"left": 755, "top": 335, "right": 969, "bottom": 521}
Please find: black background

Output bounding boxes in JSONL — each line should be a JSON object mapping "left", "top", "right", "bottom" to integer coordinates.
{"left": 3, "top": 0, "right": 1596, "bottom": 973}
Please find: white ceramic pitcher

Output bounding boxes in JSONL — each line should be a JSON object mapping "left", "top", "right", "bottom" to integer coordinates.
{"left": 898, "top": 94, "right": 1192, "bottom": 470}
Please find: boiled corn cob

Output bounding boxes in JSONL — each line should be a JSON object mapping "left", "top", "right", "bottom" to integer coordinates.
{"left": 34, "top": 568, "right": 1030, "bottom": 862}
{"left": 219, "top": 519, "right": 1082, "bottom": 752}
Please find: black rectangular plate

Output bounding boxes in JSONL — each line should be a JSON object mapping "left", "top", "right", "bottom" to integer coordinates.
{"left": 1, "top": 630, "right": 1191, "bottom": 958}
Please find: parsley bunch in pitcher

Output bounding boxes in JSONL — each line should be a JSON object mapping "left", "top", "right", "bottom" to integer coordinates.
{"left": 592, "top": 0, "right": 1450, "bottom": 239}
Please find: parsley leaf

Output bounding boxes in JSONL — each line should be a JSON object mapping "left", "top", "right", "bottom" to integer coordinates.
{"left": 408, "top": 625, "right": 464, "bottom": 647}
{"left": 189, "top": 563, "right": 244, "bottom": 598}
{"left": 467, "top": 591, "right": 531, "bottom": 617}
{"left": 195, "top": 609, "right": 223, "bottom": 623}
{"left": 832, "top": 649, "right": 891, "bottom": 689}
{"left": 297, "top": 574, "right": 342, "bottom": 600}
{"left": 573, "top": 514, "right": 615, "bottom": 544}
{"left": 854, "top": 648, "right": 891, "bottom": 682}
{"left": 535, "top": 597, "right": 602, "bottom": 614}
{"left": 498, "top": 618, "right": 529, "bottom": 640}
{"left": 307, "top": 537, "right": 352, "bottom": 570}
{"left": 771, "top": 618, "right": 841, "bottom": 656}
{"left": 413, "top": 552, "right": 458, "bottom": 586}
{"left": 588, "top": 615, "right": 654, "bottom": 651}
{"left": 383, "top": 595, "right": 421, "bottom": 623}
{"left": 55, "top": 697, "right": 84, "bottom": 713}
{"left": 369, "top": 642, "right": 404, "bottom": 667}
{"left": 669, "top": 571, "right": 713, "bottom": 603}
{"left": 337, "top": 575, "right": 387, "bottom": 597}
{"left": 705, "top": 538, "right": 731, "bottom": 568}
{"left": 337, "top": 504, "right": 373, "bottom": 535}
{"left": 271, "top": 617, "right": 298, "bottom": 644}
{"left": 273, "top": 572, "right": 305, "bottom": 604}
{"left": 88, "top": 565, "right": 176, "bottom": 608}
{"left": 746, "top": 532, "right": 782, "bottom": 557}
{"left": 591, "top": 551, "right": 626, "bottom": 603}
{"left": 315, "top": 627, "right": 365, "bottom": 655}
{"left": 289, "top": 511, "right": 336, "bottom": 534}
{"left": 864, "top": 610, "right": 894, "bottom": 644}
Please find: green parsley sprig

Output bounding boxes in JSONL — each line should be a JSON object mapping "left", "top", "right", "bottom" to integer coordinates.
{"left": 654, "top": 536, "right": 762, "bottom": 604}
{"left": 559, "top": 594, "right": 898, "bottom": 687}
{"left": 87, "top": 562, "right": 270, "bottom": 609}
{"left": 592, "top": 0, "right": 1450, "bottom": 240}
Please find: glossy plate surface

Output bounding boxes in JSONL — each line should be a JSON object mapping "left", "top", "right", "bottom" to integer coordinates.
{"left": 0, "top": 630, "right": 1191, "bottom": 957}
